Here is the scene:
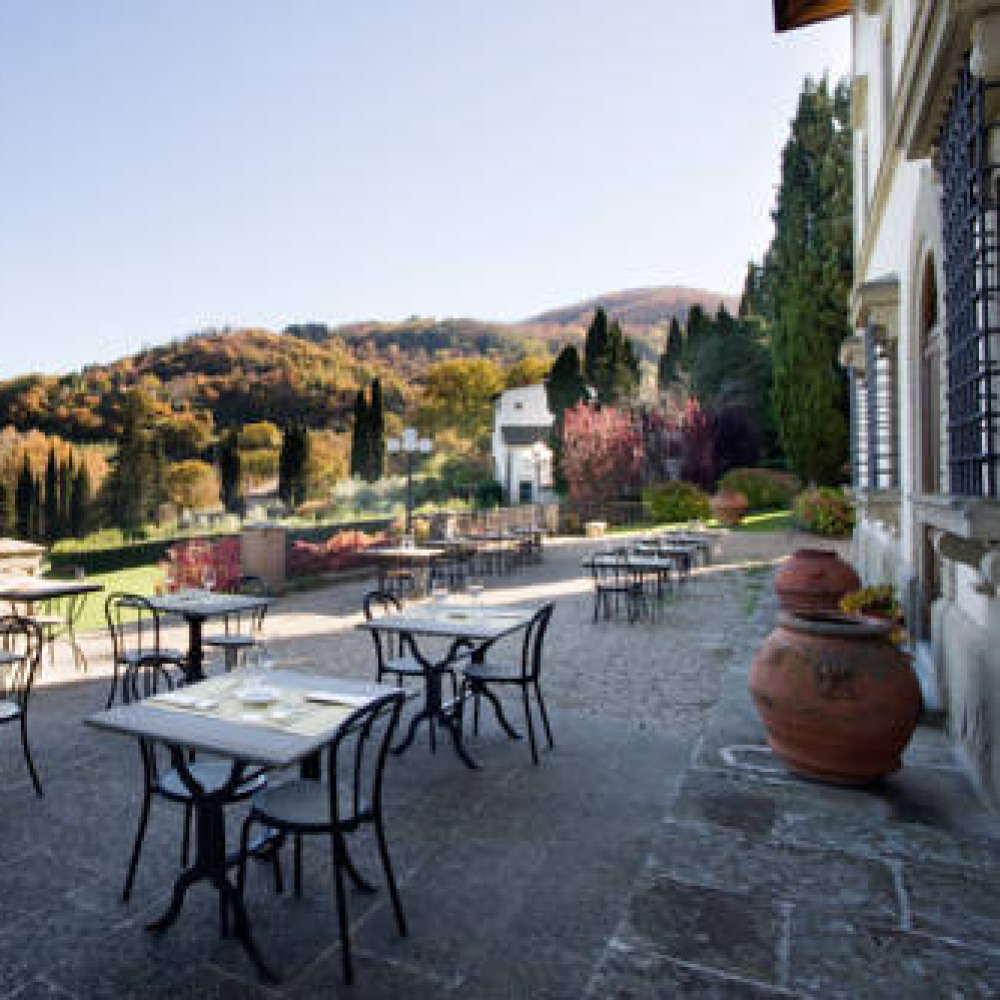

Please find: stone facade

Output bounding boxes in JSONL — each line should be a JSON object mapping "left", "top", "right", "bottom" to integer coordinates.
{"left": 780, "top": 1, "right": 1000, "bottom": 803}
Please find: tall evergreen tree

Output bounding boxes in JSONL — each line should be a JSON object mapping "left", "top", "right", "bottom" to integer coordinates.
{"left": 367, "top": 379, "right": 385, "bottom": 482}
{"left": 15, "top": 455, "right": 33, "bottom": 540}
{"left": 103, "top": 388, "right": 161, "bottom": 537}
{"left": 349, "top": 389, "right": 368, "bottom": 478}
{"left": 218, "top": 429, "right": 242, "bottom": 512}
{"left": 0, "top": 476, "right": 13, "bottom": 536}
{"left": 70, "top": 463, "right": 92, "bottom": 538}
{"left": 59, "top": 454, "right": 74, "bottom": 538}
{"left": 658, "top": 317, "right": 684, "bottom": 390}
{"left": 279, "top": 424, "right": 310, "bottom": 506}
{"left": 44, "top": 447, "right": 58, "bottom": 542}
{"left": 584, "top": 307, "right": 611, "bottom": 398}
{"left": 31, "top": 475, "right": 43, "bottom": 541}
{"left": 765, "top": 76, "right": 852, "bottom": 484}
{"left": 545, "top": 346, "right": 588, "bottom": 494}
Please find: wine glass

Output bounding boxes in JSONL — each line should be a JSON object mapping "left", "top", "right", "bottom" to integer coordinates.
{"left": 202, "top": 566, "right": 216, "bottom": 593}
{"left": 467, "top": 579, "right": 484, "bottom": 606}
{"left": 430, "top": 580, "right": 449, "bottom": 603}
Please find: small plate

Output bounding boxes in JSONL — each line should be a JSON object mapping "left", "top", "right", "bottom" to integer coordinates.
{"left": 238, "top": 686, "right": 280, "bottom": 706}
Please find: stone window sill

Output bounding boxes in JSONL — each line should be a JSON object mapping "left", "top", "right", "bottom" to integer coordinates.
{"left": 911, "top": 494, "right": 1000, "bottom": 543}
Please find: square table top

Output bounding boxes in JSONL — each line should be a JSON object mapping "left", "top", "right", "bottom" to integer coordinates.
{"left": 367, "top": 546, "right": 446, "bottom": 560}
{"left": 358, "top": 601, "right": 535, "bottom": 642}
{"left": 86, "top": 671, "right": 397, "bottom": 768}
{"left": 0, "top": 577, "right": 104, "bottom": 602}
{"left": 148, "top": 589, "right": 271, "bottom": 621}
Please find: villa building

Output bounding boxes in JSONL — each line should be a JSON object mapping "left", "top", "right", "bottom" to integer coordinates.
{"left": 775, "top": 1, "right": 1000, "bottom": 800}
{"left": 491, "top": 384, "right": 554, "bottom": 504}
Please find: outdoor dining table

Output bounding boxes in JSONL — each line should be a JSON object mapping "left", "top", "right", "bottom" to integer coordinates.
{"left": 148, "top": 590, "right": 271, "bottom": 683}
{"left": 86, "top": 670, "right": 397, "bottom": 983}
{"left": 358, "top": 601, "right": 536, "bottom": 769}
{"left": 0, "top": 576, "right": 104, "bottom": 670}
{"left": 583, "top": 554, "right": 679, "bottom": 600}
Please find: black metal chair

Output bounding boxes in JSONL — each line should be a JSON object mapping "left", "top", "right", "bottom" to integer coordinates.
{"left": 104, "top": 592, "right": 187, "bottom": 709}
{"left": 362, "top": 590, "right": 426, "bottom": 687}
{"left": 460, "top": 602, "right": 555, "bottom": 765}
{"left": 120, "top": 658, "right": 271, "bottom": 906}
{"left": 237, "top": 690, "right": 408, "bottom": 985}
{"left": 589, "top": 554, "right": 645, "bottom": 623}
{"left": 0, "top": 614, "right": 44, "bottom": 797}
{"left": 204, "top": 574, "right": 269, "bottom": 672}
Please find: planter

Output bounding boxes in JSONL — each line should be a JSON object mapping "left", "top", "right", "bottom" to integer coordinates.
{"left": 774, "top": 548, "right": 860, "bottom": 613}
{"left": 749, "top": 611, "right": 921, "bottom": 785}
{"left": 710, "top": 490, "right": 748, "bottom": 526}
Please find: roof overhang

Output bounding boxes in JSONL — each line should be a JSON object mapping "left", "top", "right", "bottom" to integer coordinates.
{"left": 773, "top": 0, "right": 851, "bottom": 32}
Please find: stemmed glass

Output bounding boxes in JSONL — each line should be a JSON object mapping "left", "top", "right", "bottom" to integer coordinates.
{"left": 467, "top": 579, "right": 484, "bottom": 607}
{"left": 202, "top": 566, "right": 216, "bottom": 593}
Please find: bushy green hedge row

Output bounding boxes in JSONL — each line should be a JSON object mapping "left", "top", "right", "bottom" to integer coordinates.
{"left": 642, "top": 481, "right": 711, "bottom": 524}
{"left": 793, "top": 487, "right": 855, "bottom": 537}
{"left": 48, "top": 537, "right": 189, "bottom": 575}
{"left": 718, "top": 468, "right": 800, "bottom": 512}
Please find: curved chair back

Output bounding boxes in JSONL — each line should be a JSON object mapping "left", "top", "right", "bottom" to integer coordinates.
{"left": 518, "top": 603, "right": 554, "bottom": 682}
{"left": 362, "top": 590, "right": 404, "bottom": 673}
{"left": 0, "top": 614, "right": 42, "bottom": 713}
{"left": 105, "top": 592, "right": 164, "bottom": 666}
{"left": 325, "top": 689, "right": 406, "bottom": 829}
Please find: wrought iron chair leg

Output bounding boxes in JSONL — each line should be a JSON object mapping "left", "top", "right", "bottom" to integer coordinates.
{"left": 331, "top": 836, "right": 353, "bottom": 984}
{"left": 375, "top": 810, "right": 407, "bottom": 937}
{"left": 181, "top": 804, "right": 192, "bottom": 866}
{"left": 534, "top": 681, "right": 554, "bottom": 748}
{"left": 123, "top": 789, "right": 152, "bottom": 901}
{"left": 340, "top": 837, "right": 376, "bottom": 893}
{"left": 106, "top": 664, "right": 119, "bottom": 709}
{"left": 294, "top": 834, "right": 303, "bottom": 898}
{"left": 522, "top": 688, "right": 539, "bottom": 765}
{"left": 20, "top": 716, "right": 42, "bottom": 797}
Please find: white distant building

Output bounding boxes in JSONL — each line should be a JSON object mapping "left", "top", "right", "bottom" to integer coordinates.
{"left": 491, "top": 384, "right": 554, "bottom": 504}
{"left": 776, "top": 2, "right": 1000, "bottom": 802}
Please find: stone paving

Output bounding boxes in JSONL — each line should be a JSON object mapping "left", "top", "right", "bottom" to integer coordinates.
{"left": 1, "top": 530, "right": 999, "bottom": 997}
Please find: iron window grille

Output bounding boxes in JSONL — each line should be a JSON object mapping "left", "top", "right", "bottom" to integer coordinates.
{"left": 850, "top": 367, "right": 870, "bottom": 489}
{"left": 940, "top": 59, "right": 1000, "bottom": 498}
{"left": 865, "top": 325, "right": 899, "bottom": 491}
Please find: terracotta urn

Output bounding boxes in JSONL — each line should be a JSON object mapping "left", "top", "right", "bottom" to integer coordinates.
{"left": 711, "top": 490, "right": 748, "bottom": 526}
{"left": 749, "top": 611, "right": 921, "bottom": 785}
{"left": 774, "top": 548, "right": 861, "bottom": 613}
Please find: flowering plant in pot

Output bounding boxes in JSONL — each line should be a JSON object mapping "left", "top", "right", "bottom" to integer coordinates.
{"left": 839, "top": 585, "right": 907, "bottom": 645}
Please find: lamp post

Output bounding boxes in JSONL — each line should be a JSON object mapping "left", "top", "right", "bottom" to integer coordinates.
{"left": 386, "top": 428, "right": 432, "bottom": 535}
{"left": 530, "top": 441, "right": 547, "bottom": 505}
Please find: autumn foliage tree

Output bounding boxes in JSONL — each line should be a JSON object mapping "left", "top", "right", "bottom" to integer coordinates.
{"left": 561, "top": 402, "right": 642, "bottom": 506}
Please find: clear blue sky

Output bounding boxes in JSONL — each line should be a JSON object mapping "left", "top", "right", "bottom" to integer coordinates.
{"left": 0, "top": 1, "right": 849, "bottom": 376}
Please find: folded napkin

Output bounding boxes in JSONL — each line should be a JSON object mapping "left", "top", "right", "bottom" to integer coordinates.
{"left": 154, "top": 692, "right": 219, "bottom": 711}
{"left": 305, "top": 691, "right": 371, "bottom": 708}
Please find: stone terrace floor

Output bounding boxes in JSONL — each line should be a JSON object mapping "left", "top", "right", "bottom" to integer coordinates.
{"left": 2, "top": 531, "right": 1000, "bottom": 998}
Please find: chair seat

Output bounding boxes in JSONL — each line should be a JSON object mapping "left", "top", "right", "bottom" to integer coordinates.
{"left": 156, "top": 761, "right": 266, "bottom": 803}
{"left": 249, "top": 779, "right": 365, "bottom": 833}
{"left": 0, "top": 699, "right": 20, "bottom": 721}
{"left": 462, "top": 660, "right": 523, "bottom": 684}
{"left": 383, "top": 654, "right": 430, "bottom": 677}
{"left": 121, "top": 648, "right": 186, "bottom": 666}
{"left": 204, "top": 634, "right": 257, "bottom": 649}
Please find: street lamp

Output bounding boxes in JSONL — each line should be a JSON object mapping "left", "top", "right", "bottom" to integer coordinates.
{"left": 386, "top": 428, "right": 432, "bottom": 535}
{"left": 530, "top": 441, "right": 547, "bottom": 505}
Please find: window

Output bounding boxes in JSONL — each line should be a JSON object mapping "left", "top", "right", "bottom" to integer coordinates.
{"left": 518, "top": 480, "right": 533, "bottom": 504}
{"left": 939, "top": 60, "right": 1000, "bottom": 497}
{"left": 863, "top": 325, "right": 899, "bottom": 490}
{"left": 919, "top": 255, "right": 946, "bottom": 493}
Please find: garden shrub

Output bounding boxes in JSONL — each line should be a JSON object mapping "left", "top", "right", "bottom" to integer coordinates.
{"left": 642, "top": 481, "right": 711, "bottom": 524}
{"left": 718, "top": 468, "right": 800, "bottom": 511}
{"left": 793, "top": 487, "right": 855, "bottom": 537}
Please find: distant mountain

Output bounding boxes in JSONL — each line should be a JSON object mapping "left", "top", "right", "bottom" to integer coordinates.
{"left": 523, "top": 286, "right": 740, "bottom": 331}
{"left": 0, "top": 284, "right": 736, "bottom": 447}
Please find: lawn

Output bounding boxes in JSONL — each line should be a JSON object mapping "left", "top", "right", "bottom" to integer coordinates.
{"left": 46, "top": 563, "right": 165, "bottom": 633}
{"left": 734, "top": 508, "right": 793, "bottom": 532}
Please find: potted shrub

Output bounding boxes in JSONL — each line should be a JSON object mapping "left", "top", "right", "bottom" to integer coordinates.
{"left": 710, "top": 489, "right": 748, "bottom": 526}
{"left": 840, "top": 585, "right": 907, "bottom": 646}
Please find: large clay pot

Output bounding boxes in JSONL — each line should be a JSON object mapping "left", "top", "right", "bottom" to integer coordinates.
{"left": 711, "top": 490, "right": 748, "bottom": 526}
{"left": 773, "top": 548, "right": 861, "bottom": 613}
{"left": 749, "top": 611, "right": 921, "bottom": 785}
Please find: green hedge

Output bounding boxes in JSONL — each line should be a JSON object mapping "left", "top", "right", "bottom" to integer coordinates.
{"left": 642, "top": 481, "right": 710, "bottom": 524}
{"left": 47, "top": 536, "right": 231, "bottom": 575}
{"left": 718, "top": 468, "right": 800, "bottom": 511}
{"left": 793, "top": 487, "right": 855, "bottom": 537}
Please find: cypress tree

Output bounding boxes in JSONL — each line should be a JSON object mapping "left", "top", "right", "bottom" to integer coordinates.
{"left": 31, "top": 475, "right": 43, "bottom": 541}
{"left": 59, "top": 454, "right": 74, "bottom": 538}
{"left": 545, "top": 345, "right": 588, "bottom": 494}
{"left": 104, "top": 388, "right": 160, "bottom": 537}
{"left": 367, "top": 379, "right": 385, "bottom": 482}
{"left": 583, "top": 307, "right": 611, "bottom": 397}
{"left": 658, "top": 317, "right": 684, "bottom": 390}
{"left": 70, "top": 463, "right": 92, "bottom": 538}
{"left": 0, "top": 476, "right": 13, "bottom": 536}
{"left": 218, "top": 429, "right": 242, "bottom": 512}
{"left": 279, "top": 424, "right": 310, "bottom": 506}
{"left": 44, "top": 447, "right": 58, "bottom": 542}
{"left": 766, "top": 76, "right": 852, "bottom": 484}
{"left": 349, "top": 389, "right": 368, "bottom": 479}
{"left": 15, "top": 455, "right": 32, "bottom": 540}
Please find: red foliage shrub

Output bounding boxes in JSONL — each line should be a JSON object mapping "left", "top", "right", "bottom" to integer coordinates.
{"left": 286, "top": 530, "right": 387, "bottom": 577}
{"left": 561, "top": 402, "right": 642, "bottom": 506}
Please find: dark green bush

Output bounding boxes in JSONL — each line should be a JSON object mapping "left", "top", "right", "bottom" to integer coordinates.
{"left": 475, "top": 479, "right": 504, "bottom": 509}
{"left": 793, "top": 487, "right": 855, "bottom": 537}
{"left": 642, "top": 481, "right": 710, "bottom": 524}
{"left": 718, "top": 467, "right": 800, "bottom": 511}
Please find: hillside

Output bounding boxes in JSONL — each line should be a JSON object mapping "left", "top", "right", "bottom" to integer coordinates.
{"left": 0, "top": 284, "right": 735, "bottom": 450}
